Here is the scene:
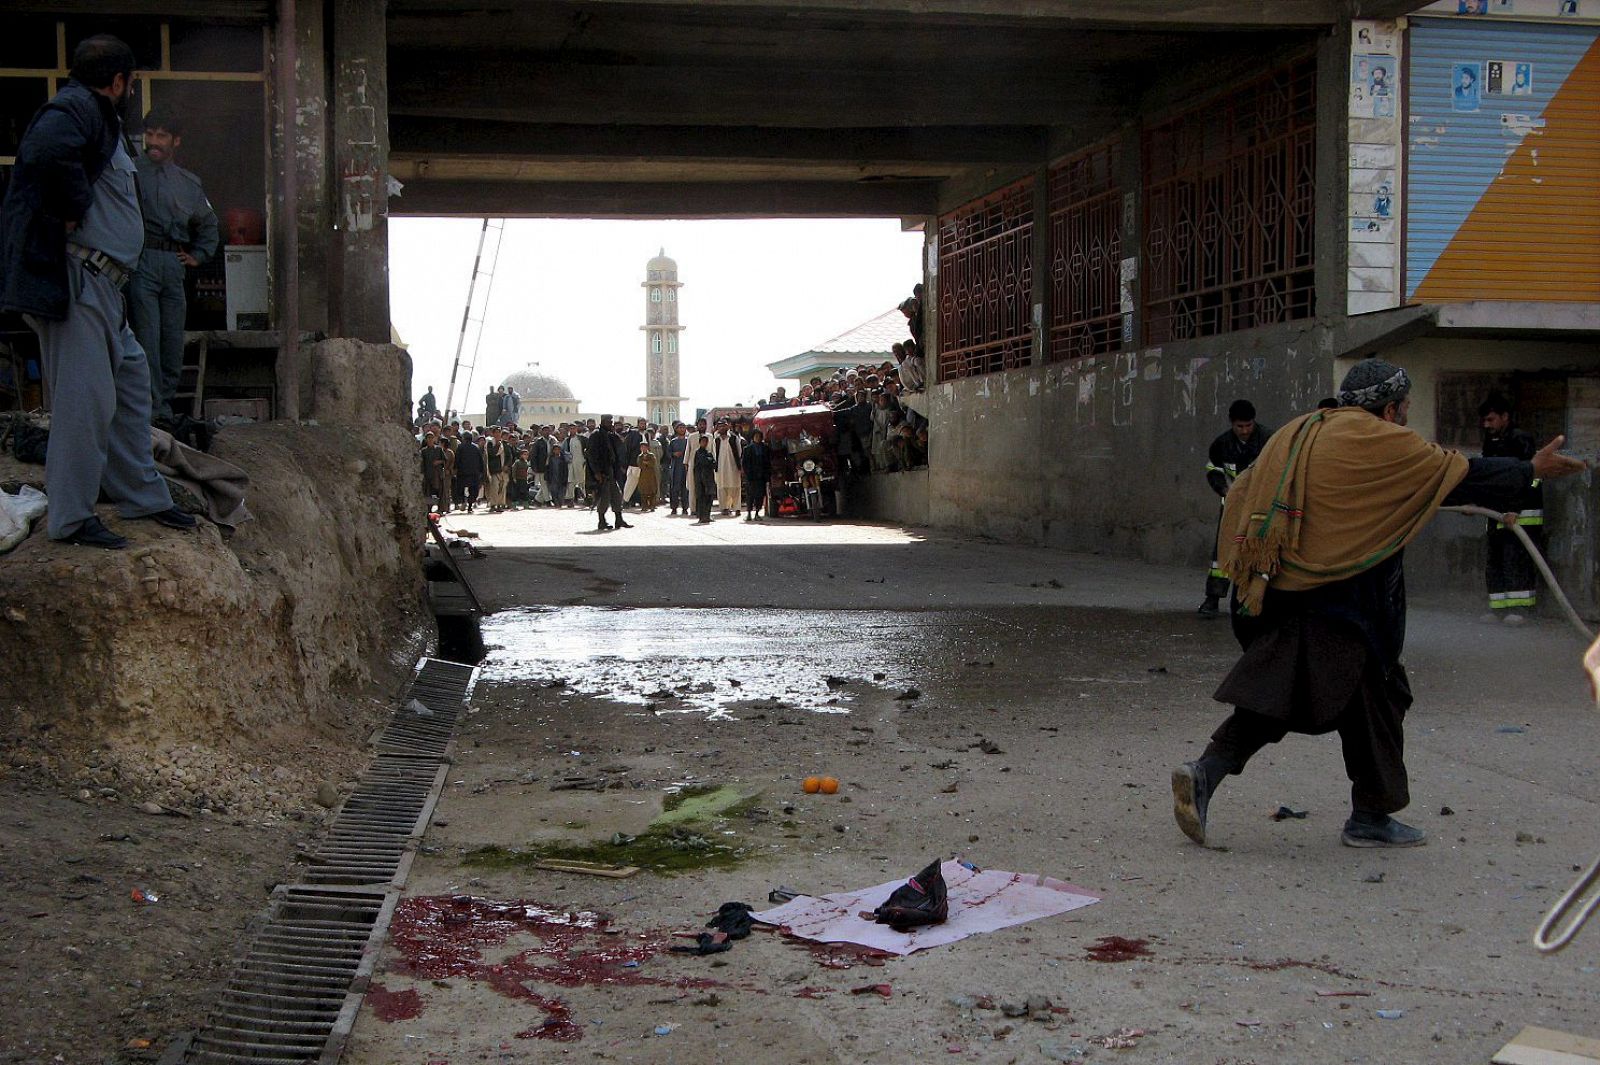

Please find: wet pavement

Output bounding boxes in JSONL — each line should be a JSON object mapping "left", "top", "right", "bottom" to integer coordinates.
{"left": 340, "top": 509, "right": 1600, "bottom": 1065}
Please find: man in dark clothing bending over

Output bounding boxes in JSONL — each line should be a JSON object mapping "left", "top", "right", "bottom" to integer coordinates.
{"left": 1172, "top": 358, "right": 1585, "bottom": 850}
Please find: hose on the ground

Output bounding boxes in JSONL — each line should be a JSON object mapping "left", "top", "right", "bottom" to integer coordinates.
{"left": 1440, "top": 505, "right": 1595, "bottom": 643}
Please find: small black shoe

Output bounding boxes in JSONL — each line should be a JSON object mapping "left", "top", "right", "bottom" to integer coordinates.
{"left": 141, "top": 506, "right": 198, "bottom": 529}
{"left": 597, "top": 522, "right": 612, "bottom": 531}
{"left": 61, "top": 517, "right": 128, "bottom": 550}
{"left": 1341, "top": 814, "right": 1426, "bottom": 848}
{"left": 616, "top": 520, "right": 633, "bottom": 529}
{"left": 1197, "top": 596, "right": 1221, "bottom": 619}
{"left": 1171, "top": 761, "right": 1213, "bottom": 845}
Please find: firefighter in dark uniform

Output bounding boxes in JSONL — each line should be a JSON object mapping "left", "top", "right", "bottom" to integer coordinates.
{"left": 1199, "top": 399, "right": 1272, "bottom": 618}
{"left": 1479, "top": 392, "right": 1543, "bottom": 625}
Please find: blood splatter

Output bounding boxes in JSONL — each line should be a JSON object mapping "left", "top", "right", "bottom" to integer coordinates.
{"left": 1085, "top": 935, "right": 1153, "bottom": 963}
{"left": 793, "top": 986, "right": 834, "bottom": 999}
{"left": 366, "top": 983, "right": 424, "bottom": 1022}
{"left": 386, "top": 895, "right": 726, "bottom": 1042}
{"left": 787, "top": 937, "right": 893, "bottom": 969}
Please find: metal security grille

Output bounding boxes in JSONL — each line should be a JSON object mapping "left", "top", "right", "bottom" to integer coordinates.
{"left": 1143, "top": 56, "right": 1317, "bottom": 344}
{"left": 184, "top": 657, "right": 476, "bottom": 1064}
{"left": 936, "top": 177, "right": 1035, "bottom": 380}
{"left": 1048, "top": 139, "right": 1124, "bottom": 363}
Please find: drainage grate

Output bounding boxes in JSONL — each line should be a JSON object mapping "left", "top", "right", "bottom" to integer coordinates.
{"left": 184, "top": 658, "right": 476, "bottom": 1064}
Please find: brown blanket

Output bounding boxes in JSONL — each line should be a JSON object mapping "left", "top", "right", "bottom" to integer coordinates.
{"left": 150, "top": 428, "right": 253, "bottom": 528}
{"left": 1219, "top": 407, "right": 1467, "bottom": 616}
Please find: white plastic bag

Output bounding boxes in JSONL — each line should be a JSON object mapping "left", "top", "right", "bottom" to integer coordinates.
{"left": 0, "top": 485, "right": 47, "bottom": 553}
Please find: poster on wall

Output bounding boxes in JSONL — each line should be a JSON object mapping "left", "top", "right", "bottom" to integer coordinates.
{"left": 1352, "top": 54, "right": 1399, "bottom": 116}
{"left": 1452, "top": 61, "right": 1484, "bottom": 110}
{"left": 1347, "top": 18, "right": 1404, "bottom": 314}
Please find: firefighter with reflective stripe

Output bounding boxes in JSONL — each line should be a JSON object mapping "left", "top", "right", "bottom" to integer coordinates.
{"left": 1199, "top": 399, "right": 1273, "bottom": 618}
{"left": 1479, "top": 392, "right": 1543, "bottom": 625}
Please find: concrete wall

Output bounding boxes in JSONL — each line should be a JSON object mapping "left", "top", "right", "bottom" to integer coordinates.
{"left": 847, "top": 470, "right": 930, "bottom": 527}
{"left": 925, "top": 320, "right": 1337, "bottom": 569}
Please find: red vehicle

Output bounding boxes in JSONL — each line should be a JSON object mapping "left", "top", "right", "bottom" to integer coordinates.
{"left": 752, "top": 404, "right": 841, "bottom": 519}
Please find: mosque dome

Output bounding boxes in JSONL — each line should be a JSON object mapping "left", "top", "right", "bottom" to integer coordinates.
{"left": 647, "top": 247, "right": 677, "bottom": 273}
{"left": 500, "top": 369, "right": 576, "bottom": 400}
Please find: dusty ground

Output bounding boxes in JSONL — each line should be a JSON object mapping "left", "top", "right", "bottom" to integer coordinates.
{"left": 0, "top": 354, "right": 425, "bottom": 1063}
{"left": 342, "top": 507, "right": 1600, "bottom": 1065}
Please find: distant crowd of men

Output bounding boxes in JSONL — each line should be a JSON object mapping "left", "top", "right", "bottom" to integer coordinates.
{"left": 413, "top": 405, "right": 778, "bottom": 527}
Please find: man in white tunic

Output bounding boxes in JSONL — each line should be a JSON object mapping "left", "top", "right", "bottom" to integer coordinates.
{"left": 713, "top": 421, "right": 743, "bottom": 515}
{"left": 563, "top": 424, "right": 587, "bottom": 506}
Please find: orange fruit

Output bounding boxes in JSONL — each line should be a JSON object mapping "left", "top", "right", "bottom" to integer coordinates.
{"left": 802, "top": 776, "right": 822, "bottom": 794}
{"left": 819, "top": 777, "right": 839, "bottom": 794}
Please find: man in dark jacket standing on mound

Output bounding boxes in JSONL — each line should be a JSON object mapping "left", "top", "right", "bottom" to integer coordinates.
{"left": 1171, "top": 358, "right": 1585, "bottom": 850}
{"left": 0, "top": 35, "right": 196, "bottom": 548}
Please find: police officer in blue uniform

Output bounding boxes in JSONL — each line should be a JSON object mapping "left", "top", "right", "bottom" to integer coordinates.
{"left": 127, "top": 105, "right": 219, "bottom": 423}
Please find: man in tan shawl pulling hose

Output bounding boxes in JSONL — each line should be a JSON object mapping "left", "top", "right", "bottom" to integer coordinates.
{"left": 1172, "top": 357, "right": 1585, "bottom": 849}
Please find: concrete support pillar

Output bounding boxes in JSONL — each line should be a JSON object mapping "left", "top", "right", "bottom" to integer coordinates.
{"left": 1118, "top": 129, "right": 1142, "bottom": 354}
{"left": 1313, "top": 26, "right": 1348, "bottom": 351}
{"left": 329, "top": 0, "right": 391, "bottom": 343}
{"left": 292, "top": 0, "right": 330, "bottom": 337}
{"left": 923, "top": 224, "right": 940, "bottom": 386}
{"left": 1030, "top": 167, "right": 1049, "bottom": 367}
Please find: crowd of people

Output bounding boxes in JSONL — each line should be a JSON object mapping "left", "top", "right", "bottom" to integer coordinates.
{"left": 754, "top": 284, "right": 929, "bottom": 473}
{"left": 415, "top": 413, "right": 780, "bottom": 527}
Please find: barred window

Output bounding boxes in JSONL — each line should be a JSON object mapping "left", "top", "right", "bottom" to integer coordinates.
{"left": 651, "top": 287, "right": 662, "bottom": 303}
{"left": 936, "top": 177, "right": 1035, "bottom": 381}
{"left": 1048, "top": 138, "right": 1124, "bottom": 363}
{"left": 1143, "top": 56, "right": 1316, "bottom": 345}
{"left": 652, "top": 333, "right": 662, "bottom": 353}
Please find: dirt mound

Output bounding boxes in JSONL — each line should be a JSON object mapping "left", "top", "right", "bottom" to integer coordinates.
{"left": 0, "top": 418, "right": 427, "bottom": 816}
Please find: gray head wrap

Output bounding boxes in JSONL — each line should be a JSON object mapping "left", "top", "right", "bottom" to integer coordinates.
{"left": 1337, "top": 358, "right": 1410, "bottom": 410}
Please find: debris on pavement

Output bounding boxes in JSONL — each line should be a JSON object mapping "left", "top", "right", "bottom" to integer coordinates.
{"left": 753, "top": 860, "right": 1100, "bottom": 956}
{"left": 532, "top": 858, "right": 640, "bottom": 878}
{"left": 972, "top": 739, "right": 1004, "bottom": 755}
{"left": 1271, "top": 805, "right": 1309, "bottom": 821}
{"left": 894, "top": 688, "right": 922, "bottom": 701}
{"left": 1095, "top": 1027, "right": 1147, "bottom": 1049}
{"left": 1376, "top": 1008, "right": 1406, "bottom": 1019}
{"left": 768, "top": 885, "right": 802, "bottom": 904}
{"left": 868, "top": 859, "right": 949, "bottom": 931}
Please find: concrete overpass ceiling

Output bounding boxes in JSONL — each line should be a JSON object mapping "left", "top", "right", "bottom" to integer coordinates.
{"left": 385, "top": 1, "right": 1326, "bottom": 218}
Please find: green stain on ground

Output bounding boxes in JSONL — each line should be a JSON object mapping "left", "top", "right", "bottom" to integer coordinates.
{"left": 463, "top": 785, "right": 765, "bottom": 875}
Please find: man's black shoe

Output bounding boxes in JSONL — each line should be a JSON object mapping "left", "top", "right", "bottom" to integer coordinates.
{"left": 60, "top": 517, "right": 128, "bottom": 550}
{"left": 616, "top": 520, "right": 633, "bottom": 529}
{"left": 1341, "top": 813, "right": 1426, "bottom": 848}
{"left": 1171, "top": 761, "right": 1213, "bottom": 845}
{"left": 597, "top": 522, "right": 612, "bottom": 531}
{"left": 140, "top": 507, "right": 198, "bottom": 529}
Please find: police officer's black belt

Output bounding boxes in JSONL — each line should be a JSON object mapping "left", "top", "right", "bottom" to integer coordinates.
{"left": 143, "top": 236, "right": 186, "bottom": 253}
{"left": 66, "top": 243, "right": 132, "bottom": 289}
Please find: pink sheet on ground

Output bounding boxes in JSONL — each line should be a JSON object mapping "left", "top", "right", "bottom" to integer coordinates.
{"left": 750, "top": 860, "right": 1101, "bottom": 956}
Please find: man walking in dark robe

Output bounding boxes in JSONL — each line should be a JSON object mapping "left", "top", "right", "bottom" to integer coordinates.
{"left": 692, "top": 435, "right": 717, "bottom": 524}
{"left": 1172, "top": 358, "right": 1585, "bottom": 849}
